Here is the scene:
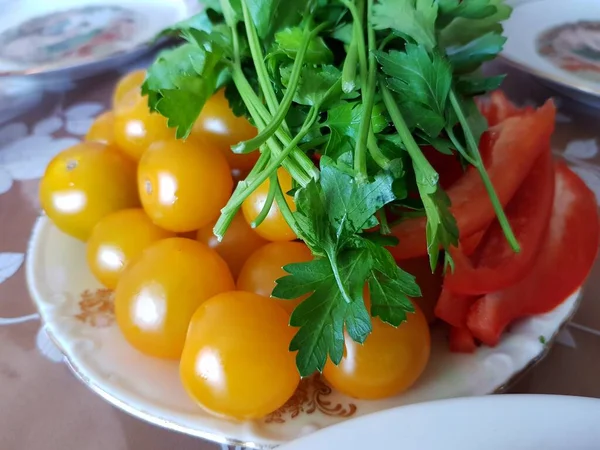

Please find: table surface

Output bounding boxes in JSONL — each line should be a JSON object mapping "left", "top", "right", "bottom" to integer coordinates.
{"left": 1, "top": 59, "right": 600, "bottom": 450}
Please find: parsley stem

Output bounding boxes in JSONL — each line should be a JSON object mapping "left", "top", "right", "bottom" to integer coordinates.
{"left": 251, "top": 172, "right": 278, "bottom": 229}
{"left": 446, "top": 127, "right": 477, "bottom": 166}
{"left": 273, "top": 176, "right": 303, "bottom": 238}
{"left": 342, "top": 40, "right": 358, "bottom": 93}
{"left": 345, "top": 0, "right": 371, "bottom": 181}
{"left": 449, "top": 89, "right": 520, "bottom": 253}
{"left": 367, "top": 131, "right": 391, "bottom": 170}
{"left": 299, "top": 135, "right": 329, "bottom": 152}
{"left": 231, "top": 68, "right": 315, "bottom": 186}
{"left": 212, "top": 148, "right": 271, "bottom": 240}
{"left": 380, "top": 82, "right": 439, "bottom": 188}
{"left": 341, "top": 0, "right": 367, "bottom": 87}
{"left": 240, "top": 0, "right": 289, "bottom": 134}
{"left": 232, "top": 22, "right": 327, "bottom": 155}
{"left": 215, "top": 106, "right": 320, "bottom": 239}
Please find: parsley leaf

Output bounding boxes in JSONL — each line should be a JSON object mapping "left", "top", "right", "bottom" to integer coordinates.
{"left": 275, "top": 27, "right": 334, "bottom": 64}
{"left": 419, "top": 180, "right": 458, "bottom": 269}
{"left": 439, "top": 0, "right": 512, "bottom": 47}
{"left": 277, "top": 248, "right": 372, "bottom": 376}
{"left": 272, "top": 156, "right": 419, "bottom": 376}
{"left": 372, "top": 0, "right": 438, "bottom": 50}
{"left": 142, "top": 33, "right": 229, "bottom": 138}
{"left": 456, "top": 74, "right": 505, "bottom": 96}
{"left": 280, "top": 65, "right": 340, "bottom": 106}
{"left": 446, "top": 32, "right": 507, "bottom": 73}
{"left": 324, "top": 102, "right": 388, "bottom": 159}
{"left": 376, "top": 44, "right": 452, "bottom": 138}
{"left": 436, "top": 0, "right": 499, "bottom": 28}
{"left": 244, "top": 0, "right": 310, "bottom": 42}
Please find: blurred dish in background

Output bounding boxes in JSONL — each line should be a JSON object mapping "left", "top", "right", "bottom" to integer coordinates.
{"left": 502, "top": 0, "right": 600, "bottom": 107}
{"left": 0, "top": 0, "right": 198, "bottom": 79}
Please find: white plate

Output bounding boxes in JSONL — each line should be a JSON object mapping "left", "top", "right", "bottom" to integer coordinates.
{"left": 502, "top": 0, "right": 600, "bottom": 104}
{"left": 279, "top": 394, "right": 600, "bottom": 450}
{"left": 0, "top": 0, "right": 197, "bottom": 78}
{"left": 26, "top": 216, "right": 582, "bottom": 449}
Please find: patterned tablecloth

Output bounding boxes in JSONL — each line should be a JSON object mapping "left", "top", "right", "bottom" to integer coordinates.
{"left": 1, "top": 58, "right": 600, "bottom": 450}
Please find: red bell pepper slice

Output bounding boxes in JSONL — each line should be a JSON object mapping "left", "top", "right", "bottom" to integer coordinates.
{"left": 435, "top": 286, "right": 479, "bottom": 328}
{"left": 443, "top": 147, "right": 555, "bottom": 295}
{"left": 449, "top": 326, "right": 477, "bottom": 354}
{"left": 389, "top": 100, "right": 556, "bottom": 261}
{"left": 460, "top": 228, "right": 486, "bottom": 257}
{"left": 479, "top": 91, "right": 535, "bottom": 127}
{"left": 467, "top": 162, "right": 600, "bottom": 346}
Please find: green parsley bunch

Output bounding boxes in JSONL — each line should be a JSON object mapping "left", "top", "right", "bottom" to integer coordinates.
{"left": 143, "top": 0, "right": 516, "bottom": 376}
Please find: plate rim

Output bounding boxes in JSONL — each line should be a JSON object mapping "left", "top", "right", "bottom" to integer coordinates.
{"left": 25, "top": 215, "right": 584, "bottom": 449}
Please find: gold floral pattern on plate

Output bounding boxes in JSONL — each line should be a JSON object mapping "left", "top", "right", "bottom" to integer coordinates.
{"left": 74, "top": 288, "right": 115, "bottom": 328}
{"left": 265, "top": 375, "right": 357, "bottom": 424}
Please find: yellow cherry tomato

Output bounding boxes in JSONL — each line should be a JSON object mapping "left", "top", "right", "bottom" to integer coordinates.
{"left": 180, "top": 291, "right": 299, "bottom": 419}
{"left": 113, "top": 69, "right": 146, "bottom": 108}
{"left": 115, "top": 238, "right": 235, "bottom": 359}
{"left": 138, "top": 140, "right": 233, "bottom": 233}
{"left": 85, "top": 111, "right": 116, "bottom": 145}
{"left": 39, "top": 142, "right": 140, "bottom": 241}
{"left": 190, "top": 89, "right": 260, "bottom": 175}
{"left": 323, "top": 302, "right": 431, "bottom": 400}
{"left": 113, "top": 90, "right": 175, "bottom": 161}
{"left": 237, "top": 242, "right": 312, "bottom": 315}
{"left": 242, "top": 167, "right": 296, "bottom": 242}
{"left": 87, "top": 208, "right": 175, "bottom": 289}
{"left": 196, "top": 212, "right": 267, "bottom": 279}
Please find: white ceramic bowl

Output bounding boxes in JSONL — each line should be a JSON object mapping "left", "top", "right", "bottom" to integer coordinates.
{"left": 279, "top": 394, "right": 600, "bottom": 450}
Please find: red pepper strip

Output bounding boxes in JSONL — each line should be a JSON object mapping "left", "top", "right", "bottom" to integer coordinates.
{"left": 467, "top": 163, "right": 600, "bottom": 347}
{"left": 434, "top": 286, "right": 480, "bottom": 328}
{"left": 389, "top": 100, "right": 556, "bottom": 261}
{"left": 449, "top": 326, "right": 477, "bottom": 354}
{"left": 460, "top": 228, "right": 486, "bottom": 257}
{"left": 479, "top": 91, "right": 535, "bottom": 127}
{"left": 444, "top": 148, "right": 555, "bottom": 295}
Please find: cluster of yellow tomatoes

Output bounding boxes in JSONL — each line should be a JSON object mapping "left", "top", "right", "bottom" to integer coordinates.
{"left": 39, "top": 69, "right": 433, "bottom": 420}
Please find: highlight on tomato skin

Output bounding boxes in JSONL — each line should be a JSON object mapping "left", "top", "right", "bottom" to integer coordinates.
{"left": 86, "top": 208, "right": 176, "bottom": 289}
{"left": 323, "top": 301, "right": 431, "bottom": 400}
{"left": 180, "top": 291, "right": 299, "bottom": 420}
{"left": 39, "top": 141, "right": 140, "bottom": 241}
{"left": 114, "top": 238, "right": 235, "bottom": 359}
{"left": 137, "top": 139, "right": 234, "bottom": 233}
